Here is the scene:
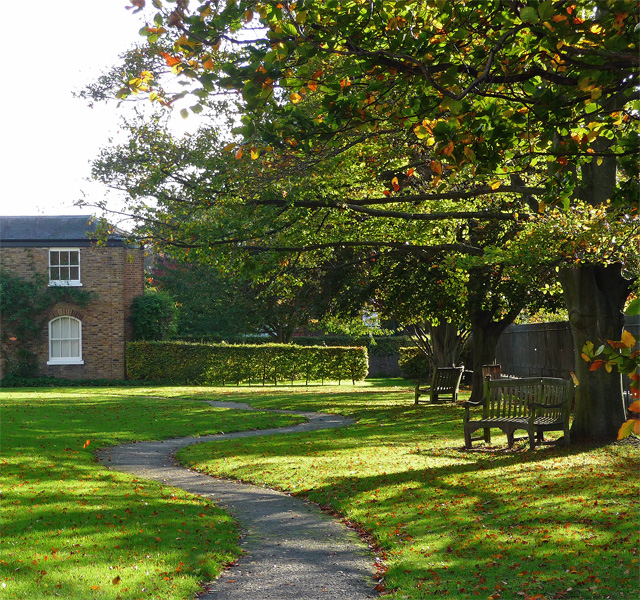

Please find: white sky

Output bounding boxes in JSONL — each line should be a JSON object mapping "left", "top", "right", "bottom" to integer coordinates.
{"left": 1, "top": 2, "right": 163, "bottom": 218}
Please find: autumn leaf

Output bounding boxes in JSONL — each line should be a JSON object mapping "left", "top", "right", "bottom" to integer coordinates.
{"left": 161, "top": 52, "right": 181, "bottom": 67}
{"left": 431, "top": 161, "right": 443, "bottom": 175}
{"left": 235, "top": 148, "right": 244, "bottom": 160}
{"left": 589, "top": 360, "right": 606, "bottom": 371}
{"left": 112, "top": 576, "right": 121, "bottom": 585}
{"left": 308, "top": 80, "right": 318, "bottom": 92}
{"left": 489, "top": 180, "right": 501, "bottom": 190}
{"left": 407, "top": 168, "right": 414, "bottom": 177}
{"left": 621, "top": 330, "right": 636, "bottom": 348}
{"left": 391, "top": 177, "right": 400, "bottom": 192}
{"left": 251, "top": 148, "right": 259, "bottom": 160}
{"left": 442, "top": 140, "right": 455, "bottom": 157}
{"left": 83, "top": 440, "right": 91, "bottom": 449}
{"left": 628, "top": 400, "right": 640, "bottom": 413}
{"left": 202, "top": 58, "right": 215, "bottom": 70}
{"left": 617, "top": 419, "right": 638, "bottom": 440}
{"left": 290, "top": 92, "right": 302, "bottom": 103}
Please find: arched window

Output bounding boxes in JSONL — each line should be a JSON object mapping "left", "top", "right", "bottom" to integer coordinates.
{"left": 48, "top": 316, "right": 83, "bottom": 365}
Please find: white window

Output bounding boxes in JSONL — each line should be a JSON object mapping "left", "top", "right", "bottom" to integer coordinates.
{"left": 48, "top": 316, "right": 84, "bottom": 365}
{"left": 49, "top": 249, "right": 81, "bottom": 286}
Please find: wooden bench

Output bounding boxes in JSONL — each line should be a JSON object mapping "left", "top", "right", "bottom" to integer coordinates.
{"left": 463, "top": 376, "right": 573, "bottom": 450}
{"left": 415, "top": 366, "right": 464, "bottom": 404}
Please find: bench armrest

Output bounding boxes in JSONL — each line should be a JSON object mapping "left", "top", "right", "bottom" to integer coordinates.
{"left": 462, "top": 399, "right": 484, "bottom": 408}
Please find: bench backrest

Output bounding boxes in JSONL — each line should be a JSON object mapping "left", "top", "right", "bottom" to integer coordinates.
{"left": 433, "top": 366, "right": 465, "bottom": 392}
{"left": 482, "top": 376, "right": 573, "bottom": 419}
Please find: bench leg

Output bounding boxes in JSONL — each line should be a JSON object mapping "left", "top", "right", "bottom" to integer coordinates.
{"left": 464, "top": 428, "right": 472, "bottom": 449}
{"left": 528, "top": 429, "right": 536, "bottom": 450}
{"left": 483, "top": 428, "right": 491, "bottom": 444}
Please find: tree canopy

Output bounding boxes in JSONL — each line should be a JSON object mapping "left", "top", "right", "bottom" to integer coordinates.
{"left": 85, "top": 0, "right": 639, "bottom": 439}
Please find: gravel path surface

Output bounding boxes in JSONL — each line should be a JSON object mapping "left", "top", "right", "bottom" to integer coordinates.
{"left": 96, "top": 402, "right": 379, "bottom": 599}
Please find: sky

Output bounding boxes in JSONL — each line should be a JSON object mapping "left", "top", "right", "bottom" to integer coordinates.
{"left": 1, "top": 2, "right": 162, "bottom": 218}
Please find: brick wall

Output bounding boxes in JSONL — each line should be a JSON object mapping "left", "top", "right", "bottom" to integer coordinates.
{"left": 0, "top": 244, "right": 144, "bottom": 380}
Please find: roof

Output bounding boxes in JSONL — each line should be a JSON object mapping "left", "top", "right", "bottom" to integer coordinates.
{"left": 0, "top": 216, "right": 128, "bottom": 248}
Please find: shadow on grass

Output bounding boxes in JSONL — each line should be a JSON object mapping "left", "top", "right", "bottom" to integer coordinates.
{"left": 177, "top": 395, "right": 640, "bottom": 600}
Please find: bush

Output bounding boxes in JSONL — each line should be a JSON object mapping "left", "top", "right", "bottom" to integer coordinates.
{"left": 126, "top": 341, "right": 369, "bottom": 385}
{"left": 130, "top": 291, "right": 177, "bottom": 341}
{"left": 398, "top": 347, "right": 431, "bottom": 380}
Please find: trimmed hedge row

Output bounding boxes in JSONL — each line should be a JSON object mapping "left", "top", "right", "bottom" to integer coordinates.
{"left": 173, "top": 335, "right": 410, "bottom": 357}
{"left": 126, "top": 341, "right": 369, "bottom": 385}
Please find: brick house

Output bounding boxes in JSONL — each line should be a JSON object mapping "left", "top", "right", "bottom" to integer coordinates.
{"left": 0, "top": 215, "right": 144, "bottom": 380}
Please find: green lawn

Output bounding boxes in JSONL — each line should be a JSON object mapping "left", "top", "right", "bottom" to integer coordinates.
{"left": 0, "top": 386, "right": 304, "bottom": 600}
{"left": 2, "top": 383, "right": 638, "bottom": 600}
{"left": 176, "top": 384, "right": 640, "bottom": 600}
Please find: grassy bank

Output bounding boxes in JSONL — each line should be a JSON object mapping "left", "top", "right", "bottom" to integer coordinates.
{"left": 176, "top": 384, "right": 640, "bottom": 600}
{"left": 0, "top": 387, "right": 304, "bottom": 600}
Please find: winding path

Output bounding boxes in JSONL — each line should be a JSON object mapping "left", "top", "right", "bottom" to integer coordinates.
{"left": 96, "top": 401, "right": 379, "bottom": 599}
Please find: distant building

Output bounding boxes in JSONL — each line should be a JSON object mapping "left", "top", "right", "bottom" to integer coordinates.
{"left": 0, "top": 215, "right": 144, "bottom": 380}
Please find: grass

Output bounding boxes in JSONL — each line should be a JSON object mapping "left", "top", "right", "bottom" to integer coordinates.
{"left": 2, "top": 381, "right": 638, "bottom": 600}
{"left": 175, "top": 383, "right": 640, "bottom": 600}
{"left": 0, "top": 386, "right": 304, "bottom": 600}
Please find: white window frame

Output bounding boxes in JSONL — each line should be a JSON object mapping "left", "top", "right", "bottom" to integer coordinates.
{"left": 47, "top": 316, "right": 84, "bottom": 365}
{"left": 49, "top": 248, "right": 82, "bottom": 286}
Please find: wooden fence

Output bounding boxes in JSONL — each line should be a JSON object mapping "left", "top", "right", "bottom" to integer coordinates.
{"left": 495, "top": 317, "right": 640, "bottom": 400}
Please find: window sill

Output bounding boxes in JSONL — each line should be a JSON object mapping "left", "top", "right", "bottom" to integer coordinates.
{"left": 47, "top": 359, "right": 84, "bottom": 366}
{"left": 48, "top": 281, "right": 83, "bottom": 287}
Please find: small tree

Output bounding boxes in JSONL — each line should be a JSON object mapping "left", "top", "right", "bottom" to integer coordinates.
{"left": 130, "top": 291, "right": 177, "bottom": 341}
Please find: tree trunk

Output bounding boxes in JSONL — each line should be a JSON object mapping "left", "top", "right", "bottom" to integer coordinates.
{"left": 468, "top": 317, "right": 510, "bottom": 403}
{"left": 466, "top": 265, "right": 525, "bottom": 402}
{"left": 559, "top": 264, "right": 631, "bottom": 441}
{"left": 428, "top": 321, "right": 469, "bottom": 367}
{"left": 405, "top": 321, "right": 469, "bottom": 372}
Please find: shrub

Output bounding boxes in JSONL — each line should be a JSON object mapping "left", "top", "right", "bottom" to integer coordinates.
{"left": 130, "top": 291, "right": 177, "bottom": 341}
{"left": 398, "top": 347, "right": 431, "bottom": 380}
{"left": 126, "top": 341, "right": 369, "bottom": 385}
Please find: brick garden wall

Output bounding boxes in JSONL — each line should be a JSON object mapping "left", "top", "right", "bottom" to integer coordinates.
{"left": 0, "top": 245, "right": 144, "bottom": 380}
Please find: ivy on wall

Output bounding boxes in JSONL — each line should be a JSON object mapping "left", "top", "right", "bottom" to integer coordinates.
{"left": 0, "top": 270, "right": 95, "bottom": 377}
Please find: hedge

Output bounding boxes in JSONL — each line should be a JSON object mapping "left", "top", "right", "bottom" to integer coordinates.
{"left": 126, "top": 341, "right": 369, "bottom": 385}
{"left": 398, "top": 347, "right": 431, "bottom": 380}
{"left": 172, "top": 335, "right": 410, "bottom": 357}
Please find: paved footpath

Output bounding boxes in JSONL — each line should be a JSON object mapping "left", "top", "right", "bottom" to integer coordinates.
{"left": 96, "top": 402, "right": 379, "bottom": 599}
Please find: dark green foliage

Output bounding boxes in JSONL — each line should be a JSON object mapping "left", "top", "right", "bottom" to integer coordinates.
{"left": 130, "top": 291, "right": 177, "bottom": 341}
{"left": 126, "top": 341, "right": 369, "bottom": 385}
{"left": 398, "top": 347, "right": 431, "bottom": 381}
{"left": 0, "top": 270, "right": 95, "bottom": 377}
{"left": 2, "top": 349, "right": 39, "bottom": 379}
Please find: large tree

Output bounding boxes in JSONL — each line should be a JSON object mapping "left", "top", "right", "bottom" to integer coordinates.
{"left": 91, "top": 0, "right": 638, "bottom": 440}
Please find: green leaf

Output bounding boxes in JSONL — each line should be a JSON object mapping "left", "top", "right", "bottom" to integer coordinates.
{"left": 180, "top": 108, "right": 189, "bottom": 119}
{"left": 520, "top": 7, "right": 539, "bottom": 23}
{"left": 538, "top": 2, "right": 555, "bottom": 21}
{"left": 627, "top": 298, "right": 640, "bottom": 316}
